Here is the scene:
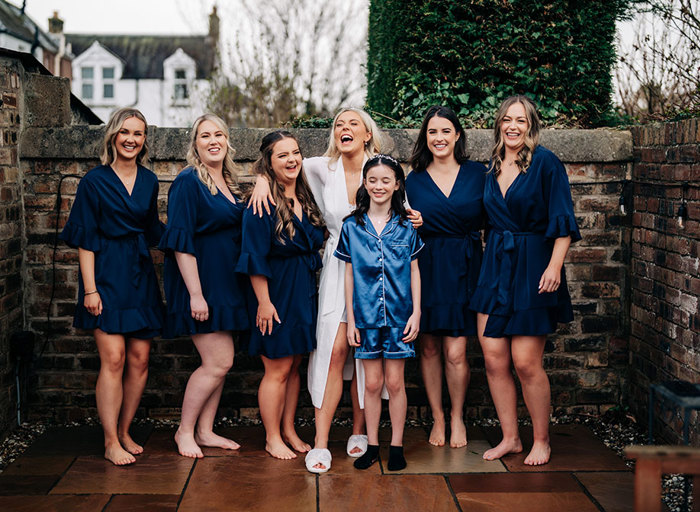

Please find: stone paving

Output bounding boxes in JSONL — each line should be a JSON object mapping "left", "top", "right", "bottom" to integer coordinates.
{"left": 0, "top": 423, "right": 634, "bottom": 511}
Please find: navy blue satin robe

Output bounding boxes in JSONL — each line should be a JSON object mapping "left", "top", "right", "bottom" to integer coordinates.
{"left": 159, "top": 168, "right": 249, "bottom": 337}
{"left": 405, "top": 161, "right": 486, "bottom": 336}
{"left": 60, "top": 165, "right": 164, "bottom": 337}
{"left": 470, "top": 146, "right": 581, "bottom": 337}
{"left": 237, "top": 206, "right": 324, "bottom": 358}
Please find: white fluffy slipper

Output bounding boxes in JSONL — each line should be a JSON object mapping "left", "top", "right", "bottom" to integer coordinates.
{"left": 346, "top": 434, "right": 368, "bottom": 457}
{"left": 305, "top": 448, "right": 332, "bottom": 474}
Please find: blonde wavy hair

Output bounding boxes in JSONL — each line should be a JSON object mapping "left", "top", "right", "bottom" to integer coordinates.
{"left": 324, "top": 107, "right": 382, "bottom": 164}
{"left": 100, "top": 108, "right": 149, "bottom": 167}
{"left": 489, "top": 95, "right": 541, "bottom": 176}
{"left": 252, "top": 130, "right": 324, "bottom": 242}
{"left": 186, "top": 114, "right": 242, "bottom": 197}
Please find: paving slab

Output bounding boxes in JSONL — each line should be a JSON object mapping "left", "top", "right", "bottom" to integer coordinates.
{"left": 0, "top": 474, "right": 60, "bottom": 495}
{"left": 49, "top": 453, "right": 193, "bottom": 495}
{"left": 2, "top": 455, "right": 75, "bottom": 476}
{"left": 104, "top": 494, "right": 180, "bottom": 511}
{"left": 179, "top": 457, "right": 316, "bottom": 512}
{"left": 575, "top": 471, "right": 634, "bottom": 512}
{"left": 0, "top": 494, "right": 111, "bottom": 511}
{"left": 22, "top": 425, "right": 152, "bottom": 458}
{"left": 379, "top": 438, "right": 507, "bottom": 474}
{"left": 319, "top": 473, "right": 458, "bottom": 512}
{"left": 450, "top": 473, "right": 600, "bottom": 512}
{"left": 483, "top": 424, "right": 629, "bottom": 472}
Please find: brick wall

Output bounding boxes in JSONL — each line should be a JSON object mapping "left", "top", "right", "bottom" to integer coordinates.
{"left": 18, "top": 122, "right": 633, "bottom": 423}
{"left": 630, "top": 119, "right": 700, "bottom": 445}
{"left": 0, "top": 57, "right": 25, "bottom": 437}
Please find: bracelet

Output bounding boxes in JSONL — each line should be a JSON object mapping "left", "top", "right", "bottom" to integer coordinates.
{"left": 84, "top": 290, "right": 98, "bottom": 296}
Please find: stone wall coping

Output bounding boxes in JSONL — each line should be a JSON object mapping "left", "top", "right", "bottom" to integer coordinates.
{"left": 20, "top": 126, "right": 633, "bottom": 163}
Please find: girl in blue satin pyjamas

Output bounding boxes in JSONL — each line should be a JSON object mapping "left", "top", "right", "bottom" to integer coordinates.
{"left": 334, "top": 155, "right": 424, "bottom": 472}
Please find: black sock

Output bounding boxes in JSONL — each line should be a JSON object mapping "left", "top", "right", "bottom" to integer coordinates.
{"left": 354, "top": 444, "right": 379, "bottom": 470}
{"left": 387, "top": 445, "right": 406, "bottom": 471}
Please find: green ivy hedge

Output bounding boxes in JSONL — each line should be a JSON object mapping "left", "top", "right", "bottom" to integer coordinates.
{"left": 367, "top": 0, "right": 630, "bottom": 127}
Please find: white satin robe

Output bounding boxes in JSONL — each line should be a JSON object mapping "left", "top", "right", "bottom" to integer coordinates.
{"left": 305, "top": 156, "right": 388, "bottom": 409}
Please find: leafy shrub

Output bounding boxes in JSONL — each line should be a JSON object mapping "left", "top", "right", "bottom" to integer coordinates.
{"left": 367, "top": 0, "right": 631, "bottom": 127}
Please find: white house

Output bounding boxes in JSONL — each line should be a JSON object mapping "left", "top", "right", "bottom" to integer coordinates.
{"left": 65, "top": 7, "right": 219, "bottom": 127}
{"left": 0, "top": 1, "right": 71, "bottom": 78}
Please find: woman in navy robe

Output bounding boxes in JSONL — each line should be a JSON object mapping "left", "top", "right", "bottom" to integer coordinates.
{"left": 405, "top": 106, "right": 486, "bottom": 449}
{"left": 60, "top": 108, "right": 163, "bottom": 466}
{"left": 237, "top": 131, "right": 325, "bottom": 460}
{"left": 470, "top": 95, "right": 581, "bottom": 466}
{"left": 160, "top": 114, "right": 248, "bottom": 459}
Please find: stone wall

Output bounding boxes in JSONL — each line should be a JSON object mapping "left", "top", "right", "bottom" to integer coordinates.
{"left": 0, "top": 56, "right": 25, "bottom": 438}
{"left": 629, "top": 119, "right": 700, "bottom": 445}
{"left": 18, "top": 120, "right": 633, "bottom": 423}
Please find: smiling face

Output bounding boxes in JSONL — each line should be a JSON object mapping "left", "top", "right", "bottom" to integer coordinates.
{"left": 195, "top": 119, "right": 228, "bottom": 168}
{"left": 333, "top": 110, "right": 372, "bottom": 156}
{"left": 500, "top": 101, "right": 529, "bottom": 153}
{"left": 270, "top": 137, "right": 302, "bottom": 189}
{"left": 364, "top": 164, "right": 399, "bottom": 208}
{"left": 426, "top": 115, "right": 460, "bottom": 160}
{"left": 114, "top": 116, "right": 146, "bottom": 164}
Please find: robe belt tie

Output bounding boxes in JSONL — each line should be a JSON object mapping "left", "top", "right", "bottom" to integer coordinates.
{"left": 423, "top": 231, "right": 481, "bottom": 269}
{"left": 492, "top": 230, "right": 536, "bottom": 306}
{"left": 123, "top": 233, "right": 151, "bottom": 289}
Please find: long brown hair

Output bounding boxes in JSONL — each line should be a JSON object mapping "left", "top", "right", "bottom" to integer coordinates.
{"left": 100, "top": 108, "right": 149, "bottom": 167}
{"left": 251, "top": 130, "right": 324, "bottom": 242}
{"left": 186, "top": 114, "right": 242, "bottom": 197}
{"left": 489, "top": 95, "right": 541, "bottom": 176}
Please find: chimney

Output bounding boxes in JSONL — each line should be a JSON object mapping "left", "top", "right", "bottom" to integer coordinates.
{"left": 208, "top": 5, "right": 219, "bottom": 43}
{"left": 48, "top": 11, "right": 64, "bottom": 34}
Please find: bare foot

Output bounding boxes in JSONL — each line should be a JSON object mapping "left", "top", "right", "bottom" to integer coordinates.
{"left": 524, "top": 440, "right": 551, "bottom": 466}
{"left": 118, "top": 433, "right": 144, "bottom": 455}
{"left": 449, "top": 417, "right": 467, "bottom": 448}
{"left": 266, "top": 439, "right": 297, "bottom": 460}
{"left": 429, "top": 417, "right": 445, "bottom": 447}
{"left": 104, "top": 442, "right": 136, "bottom": 466}
{"left": 175, "top": 429, "right": 204, "bottom": 459}
{"left": 195, "top": 431, "right": 240, "bottom": 450}
{"left": 282, "top": 431, "right": 311, "bottom": 453}
{"left": 483, "top": 438, "right": 523, "bottom": 461}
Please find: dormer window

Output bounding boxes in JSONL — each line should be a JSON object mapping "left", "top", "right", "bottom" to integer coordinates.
{"left": 81, "top": 66, "right": 94, "bottom": 99}
{"left": 174, "top": 68, "right": 189, "bottom": 100}
{"left": 102, "top": 67, "right": 115, "bottom": 99}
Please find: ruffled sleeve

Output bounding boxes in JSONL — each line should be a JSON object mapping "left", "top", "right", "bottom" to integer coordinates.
{"left": 160, "top": 172, "right": 198, "bottom": 254}
{"left": 60, "top": 177, "right": 102, "bottom": 252}
{"left": 145, "top": 176, "right": 165, "bottom": 247}
{"left": 542, "top": 152, "right": 582, "bottom": 243}
{"left": 236, "top": 207, "right": 273, "bottom": 277}
{"left": 333, "top": 221, "right": 352, "bottom": 263}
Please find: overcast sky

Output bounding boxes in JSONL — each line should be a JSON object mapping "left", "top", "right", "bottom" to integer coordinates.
{"left": 18, "top": 0, "right": 212, "bottom": 35}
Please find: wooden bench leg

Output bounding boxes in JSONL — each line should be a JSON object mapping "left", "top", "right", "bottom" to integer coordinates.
{"left": 692, "top": 475, "right": 699, "bottom": 512}
{"left": 635, "top": 459, "right": 662, "bottom": 512}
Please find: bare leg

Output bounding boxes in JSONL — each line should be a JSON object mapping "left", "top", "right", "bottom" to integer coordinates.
{"left": 311, "top": 324, "right": 349, "bottom": 470}
{"left": 477, "top": 314, "right": 523, "bottom": 461}
{"left": 282, "top": 355, "right": 310, "bottom": 453}
{"left": 443, "top": 336, "right": 469, "bottom": 448}
{"left": 118, "top": 337, "right": 151, "bottom": 455}
{"left": 94, "top": 329, "right": 134, "bottom": 465}
{"left": 193, "top": 332, "right": 239, "bottom": 451}
{"left": 350, "top": 372, "right": 366, "bottom": 437}
{"left": 419, "top": 334, "right": 445, "bottom": 446}
{"left": 259, "top": 355, "right": 296, "bottom": 459}
{"left": 175, "top": 331, "right": 234, "bottom": 458}
{"left": 362, "top": 359, "right": 384, "bottom": 446}
{"left": 384, "top": 359, "right": 407, "bottom": 447}
{"left": 512, "top": 335, "right": 550, "bottom": 466}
